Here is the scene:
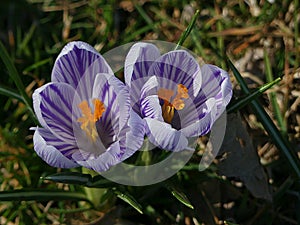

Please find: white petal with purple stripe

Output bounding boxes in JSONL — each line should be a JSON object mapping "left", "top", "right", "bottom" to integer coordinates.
{"left": 33, "top": 127, "right": 79, "bottom": 168}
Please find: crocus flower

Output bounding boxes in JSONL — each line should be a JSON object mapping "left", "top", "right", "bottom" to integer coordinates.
{"left": 125, "top": 42, "right": 232, "bottom": 151}
{"left": 32, "top": 41, "right": 144, "bottom": 172}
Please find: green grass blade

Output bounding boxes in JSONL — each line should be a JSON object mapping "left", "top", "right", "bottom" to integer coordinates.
{"left": 0, "top": 41, "right": 38, "bottom": 124}
{"left": 17, "top": 23, "right": 36, "bottom": 56}
{"left": 294, "top": 0, "right": 299, "bottom": 68}
{"left": 224, "top": 221, "right": 240, "bottom": 225}
{"left": 227, "top": 77, "right": 281, "bottom": 114}
{"left": 264, "top": 49, "right": 287, "bottom": 135}
{"left": 227, "top": 57, "right": 300, "bottom": 178}
{"left": 23, "top": 58, "right": 51, "bottom": 74}
{"left": 87, "top": 175, "right": 119, "bottom": 188}
{"left": 0, "top": 189, "right": 90, "bottom": 203}
{"left": 273, "top": 176, "right": 294, "bottom": 203}
{"left": 167, "top": 185, "right": 194, "bottom": 209}
{"left": 175, "top": 9, "right": 200, "bottom": 50}
{"left": 0, "top": 84, "right": 24, "bottom": 102}
{"left": 134, "top": 4, "right": 155, "bottom": 28}
{"left": 113, "top": 189, "right": 143, "bottom": 214}
{"left": 43, "top": 172, "right": 118, "bottom": 188}
{"left": 42, "top": 172, "right": 92, "bottom": 186}
{"left": 123, "top": 24, "right": 156, "bottom": 43}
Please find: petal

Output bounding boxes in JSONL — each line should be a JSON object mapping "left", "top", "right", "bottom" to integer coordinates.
{"left": 124, "top": 42, "right": 160, "bottom": 86}
{"left": 52, "top": 41, "right": 113, "bottom": 98}
{"left": 92, "top": 73, "right": 131, "bottom": 132}
{"left": 75, "top": 111, "right": 145, "bottom": 172}
{"left": 33, "top": 82, "right": 77, "bottom": 143}
{"left": 76, "top": 141, "right": 124, "bottom": 172}
{"left": 171, "top": 96, "right": 198, "bottom": 129}
{"left": 147, "top": 50, "right": 200, "bottom": 90}
{"left": 140, "top": 75, "right": 159, "bottom": 99}
{"left": 181, "top": 98, "right": 218, "bottom": 137}
{"left": 192, "top": 64, "right": 232, "bottom": 120}
{"left": 123, "top": 110, "right": 146, "bottom": 157}
{"left": 125, "top": 42, "right": 161, "bottom": 111}
{"left": 145, "top": 118, "right": 189, "bottom": 151}
{"left": 33, "top": 127, "right": 79, "bottom": 168}
{"left": 140, "top": 76, "right": 163, "bottom": 120}
{"left": 204, "top": 64, "right": 233, "bottom": 106}
{"left": 140, "top": 95, "right": 163, "bottom": 120}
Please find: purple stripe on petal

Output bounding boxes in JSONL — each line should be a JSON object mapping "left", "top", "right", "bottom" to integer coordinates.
{"left": 92, "top": 74, "right": 119, "bottom": 131}
{"left": 123, "top": 110, "right": 146, "bottom": 157}
{"left": 125, "top": 42, "right": 160, "bottom": 87}
{"left": 140, "top": 76, "right": 159, "bottom": 99}
{"left": 52, "top": 41, "right": 113, "bottom": 91}
{"left": 96, "top": 119, "right": 116, "bottom": 149}
{"left": 145, "top": 118, "right": 189, "bottom": 151}
{"left": 192, "top": 64, "right": 232, "bottom": 120}
{"left": 140, "top": 95, "right": 163, "bottom": 119}
{"left": 76, "top": 141, "right": 123, "bottom": 172}
{"left": 200, "top": 64, "right": 230, "bottom": 99}
{"left": 148, "top": 50, "right": 200, "bottom": 89}
{"left": 33, "top": 127, "right": 79, "bottom": 168}
{"left": 181, "top": 98, "right": 217, "bottom": 137}
{"left": 33, "top": 83, "right": 76, "bottom": 143}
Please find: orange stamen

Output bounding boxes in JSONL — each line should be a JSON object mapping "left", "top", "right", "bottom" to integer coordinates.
{"left": 77, "top": 99, "right": 105, "bottom": 141}
{"left": 158, "top": 84, "right": 189, "bottom": 124}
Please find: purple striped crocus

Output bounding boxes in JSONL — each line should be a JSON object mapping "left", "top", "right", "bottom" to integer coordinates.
{"left": 32, "top": 41, "right": 144, "bottom": 172}
{"left": 125, "top": 42, "right": 232, "bottom": 151}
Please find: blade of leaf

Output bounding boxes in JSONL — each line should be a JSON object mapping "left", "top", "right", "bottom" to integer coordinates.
{"left": 227, "top": 57, "right": 300, "bottom": 178}
{"left": 273, "top": 176, "right": 294, "bottom": 203}
{"left": 42, "top": 172, "right": 92, "bottom": 185}
{"left": 23, "top": 58, "right": 51, "bottom": 74}
{"left": 0, "top": 84, "right": 24, "bottom": 102}
{"left": 264, "top": 49, "right": 287, "bottom": 136}
{"left": 113, "top": 189, "right": 143, "bottom": 214}
{"left": 224, "top": 221, "right": 240, "bottom": 225}
{"left": 175, "top": 9, "right": 200, "bottom": 50}
{"left": 0, "top": 41, "right": 38, "bottom": 124}
{"left": 168, "top": 186, "right": 194, "bottom": 209}
{"left": 134, "top": 4, "right": 155, "bottom": 30}
{"left": 0, "top": 189, "right": 90, "bottom": 203}
{"left": 86, "top": 174, "right": 118, "bottom": 188}
{"left": 227, "top": 77, "right": 281, "bottom": 114}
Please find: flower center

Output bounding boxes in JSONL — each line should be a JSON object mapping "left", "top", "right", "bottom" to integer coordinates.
{"left": 77, "top": 99, "right": 105, "bottom": 142}
{"left": 158, "top": 84, "right": 189, "bottom": 124}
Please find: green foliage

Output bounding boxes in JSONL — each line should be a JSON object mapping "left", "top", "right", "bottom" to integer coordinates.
{"left": 0, "top": 0, "right": 299, "bottom": 224}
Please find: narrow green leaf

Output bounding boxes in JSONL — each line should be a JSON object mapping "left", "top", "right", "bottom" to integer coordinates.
{"left": 297, "top": 197, "right": 300, "bottom": 224}
{"left": 85, "top": 175, "right": 118, "bottom": 188}
{"left": 224, "top": 221, "right": 240, "bottom": 225}
{"left": 123, "top": 24, "right": 156, "bottom": 43}
{"left": 273, "top": 176, "right": 294, "bottom": 203}
{"left": 42, "top": 172, "right": 92, "bottom": 185}
{"left": 0, "top": 84, "right": 24, "bottom": 102}
{"left": 227, "top": 77, "right": 281, "bottom": 114}
{"left": 113, "top": 189, "right": 143, "bottom": 214}
{"left": 134, "top": 4, "right": 155, "bottom": 28}
{"left": 0, "top": 41, "right": 38, "bottom": 124}
{"left": 17, "top": 23, "right": 36, "bottom": 56}
{"left": 175, "top": 9, "right": 200, "bottom": 50}
{"left": 264, "top": 49, "right": 287, "bottom": 135}
{"left": 23, "top": 58, "right": 51, "bottom": 74}
{"left": 227, "top": 57, "right": 300, "bottom": 178}
{"left": 49, "top": 206, "right": 92, "bottom": 214}
{"left": 294, "top": 0, "right": 299, "bottom": 68}
{"left": 0, "top": 189, "right": 90, "bottom": 203}
{"left": 216, "top": 14, "right": 226, "bottom": 69}
{"left": 167, "top": 186, "right": 194, "bottom": 209}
